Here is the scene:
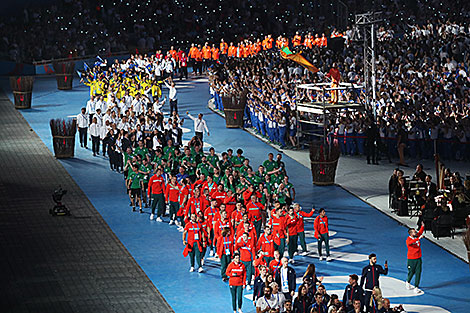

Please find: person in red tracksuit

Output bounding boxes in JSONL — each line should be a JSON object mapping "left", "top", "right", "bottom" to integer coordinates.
{"left": 202, "top": 175, "right": 218, "bottom": 196}
{"left": 235, "top": 232, "right": 255, "bottom": 290}
{"left": 406, "top": 223, "right": 424, "bottom": 292}
{"left": 182, "top": 212, "right": 207, "bottom": 273}
{"left": 257, "top": 225, "right": 276, "bottom": 265}
{"left": 231, "top": 202, "right": 245, "bottom": 233}
{"left": 212, "top": 184, "right": 227, "bottom": 207}
{"left": 236, "top": 215, "right": 256, "bottom": 240}
{"left": 253, "top": 250, "right": 267, "bottom": 278}
{"left": 176, "top": 178, "right": 190, "bottom": 228}
{"left": 270, "top": 206, "right": 287, "bottom": 255}
{"left": 246, "top": 194, "right": 264, "bottom": 237}
{"left": 214, "top": 210, "right": 231, "bottom": 247}
{"left": 185, "top": 187, "right": 208, "bottom": 216}
{"left": 269, "top": 250, "right": 283, "bottom": 277}
{"left": 285, "top": 206, "right": 299, "bottom": 262}
{"left": 226, "top": 252, "right": 246, "bottom": 313}
{"left": 314, "top": 208, "right": 330, "bottom": 261}
{"left": 217, "top": 227, "right": 234, "bottom": 281}
{"left": 148, "top": 167, "right": 166, "bottom": 221}
{"left": 294, "top": 204, "right": 315, "bottom": 255}
{"left": 224, "top": 190, "right": 237, "bottom": 217}
{"left": 164, "top": 175, "right": 180, "bottom": 225}
{"left": 204, "top": 198, "right": 219, "bottom": 256}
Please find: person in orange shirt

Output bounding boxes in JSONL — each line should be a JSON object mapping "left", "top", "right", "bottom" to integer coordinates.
{"left": 326, "top": 63, "right": 341, "bottom": 103}
{"left": 262, "top": 36, "right": 268, "bottom": 50}
{"left": 266, "top": 35, "right": 274, "bottom": 50}
{"left": 211, "top": 44, "right": 220, "bottom": 62}
{"left": 220, "top": 39, "right": 228, "bottom": 55}
{"left": 314, "top": 34, "right": 321, "bottom": 47}
{"left": 169, "top": 45, "right": 177, "bottom": 60}
{"left": 320, "top": 33, "right": 328, "bottom": 47}
{"left": 292, "top": 31, "right": 302, "bottom": 47}
{"left": 243, "top": 42, "right": 250, "bottom": 58}
{"left": 193, "top": 45, "right": 203, "bottom": 75}
{"left": 201, "top": 42, "right": 212, "bottom": 72}
{"left": 227, "top": 42, "right": 236, "bottom": 58}
{"left": 304, "top": 32, "right": 313, "bottom": 49}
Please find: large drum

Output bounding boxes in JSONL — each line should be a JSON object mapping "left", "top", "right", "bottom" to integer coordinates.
{"left": 222, "top": 92, "right": 247, "bottom": 128}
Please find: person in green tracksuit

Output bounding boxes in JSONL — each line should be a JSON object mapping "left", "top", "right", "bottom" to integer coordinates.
{"left": 127, "top": 165, "right": 143, "bottom": 212}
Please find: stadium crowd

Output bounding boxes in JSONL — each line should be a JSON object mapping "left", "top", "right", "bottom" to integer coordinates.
{"left": 209, "top": 19, "right": 470, "bottom": 163}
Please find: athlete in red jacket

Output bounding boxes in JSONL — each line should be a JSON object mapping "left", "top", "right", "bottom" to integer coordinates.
{"left": 226, "top": 252, "right": 246, "bottom": 312}
{"left": 406, "top": 223, "right": 424, "bottom": 292}
{"left": 164, "top": 175, "right": 180, "bottom": 225}
{"left": 148, "top": 167, "right": 166, "bottom": 221}
{"left": 295, "top": 204, "right": 315, "bottom": 254}
{"left": 257, "top": 225, "right": 276, "bottom": 265}
{"left": 314, "top": 208, "right": 330, "bottom": 261}
{"left": 204, "top": 199, "right": 219, "bottom": 256}
{"left": 217, "top": 227, "right": 234, "bottom": 281}
{"left": 246, "top": 194, "right": 264, "bottom": 237}
{"left": 235, "top": 232, "right": 255, "bottom": 289}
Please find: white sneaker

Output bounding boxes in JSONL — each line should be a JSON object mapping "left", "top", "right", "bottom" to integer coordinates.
{"left": 189, "top": 267, "right": 194, "bottom": 272}
{"left": 246, "top": 285, "right": 251, "bottom": 291}
{"left": 175, "top": 221, "right": 181, "bottom": 226}
{"left": 326, "top": 256, "right": 332, "bottom": 262}
{"left": 413, "top": 287, "right": 421, "bottom": 294}
{"left": 291, "top": 259, "right": 295, "bottom": 264}
{"left": 177, "top": 226, "right": 184, "bottom": 232}
{"left": 149, "top": 214, "right": 154, "bottom": 220}
{"left": 201, "top": 258, "right": 205, "bottom": 266}
{"left": 156, "top": 217, "right": 163, "bottom": 222}
{"left": 301, "top": 251, "right": 308, "bottom": 256}
{"left": 169, "top": 220, "right": 174, "bottom": 225}
{"left": 319, "top": 256, "right": 324, "bottom": 261}
{"left": 198, "top": 267, "right": 204, "bottom": 273}
{"left": 405, "top": 282, "right": 412, "bottom": 290}
{"left": 294, "top": 252, "right": 298, "bottom": 256}
{"left": 209, "top": 250, "right": 214, "bottom": 257}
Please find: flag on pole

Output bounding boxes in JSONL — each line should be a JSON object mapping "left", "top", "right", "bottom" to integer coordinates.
{"left": 280, "top": 47, "right": 319, "bottom": 73}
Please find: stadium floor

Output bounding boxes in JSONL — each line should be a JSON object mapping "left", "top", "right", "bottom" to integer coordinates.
{"left": 2, "top": 76, "right": 469, "bottom": 313}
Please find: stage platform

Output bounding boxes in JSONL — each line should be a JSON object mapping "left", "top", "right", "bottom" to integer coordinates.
{"left": 1, "top": 76, "right": 469, "bottom": 313}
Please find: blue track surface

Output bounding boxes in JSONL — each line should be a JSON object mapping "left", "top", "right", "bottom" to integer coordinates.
{"left": 2, "top": 76, "right": 469, "bottom": 313}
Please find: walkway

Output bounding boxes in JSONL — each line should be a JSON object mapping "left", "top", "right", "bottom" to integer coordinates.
{"left": 0, "top": 91, "right": 173, "bottom": 313}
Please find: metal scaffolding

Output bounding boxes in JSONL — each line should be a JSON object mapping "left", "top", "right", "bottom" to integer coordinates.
{"left": 355, "top": 12, "right": 382, "bottom": 117}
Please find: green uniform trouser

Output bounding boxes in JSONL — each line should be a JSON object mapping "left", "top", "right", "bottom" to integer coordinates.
{"left": 253, "top": 219, "right": 262, "bottom": 238}
{"left": 151, "top": 193, "right": 165, "bottom": 217}
{"left": 169, "top": 201, "right": 179, "bottom": 220}
{"left": 407, "top": 258, "right": 422, "bottom": 287}
{"left": 241, "top": 260, "right": 254, "bottom": 285}
{"left": 298, "top": 231, "right": 307, "bottom": 252}
{"left": 318, "top": 233, "right": 330, "bottom": 257}
{"left": 189, "top": 243, "right": 202, "bottom": 268}
{"left": 229, "top": 285, "right": 243, "bottom": 310}
{"left": 288, "top": 234, "right": 298, "bottom": 259}
{"left": 275, "top": 237, "right": 286, "bottom": 256}
{"left": 220, "top": 254, "right": 231, "bottom": 279}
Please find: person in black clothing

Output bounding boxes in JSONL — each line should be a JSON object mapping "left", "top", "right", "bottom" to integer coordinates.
{"left": 343, "top": 274, "right": 364, "bottom": 312}
{"left": 412, "top": 164, "right": 426, "bottom": 182}
{"left": 388, "top": 169, "right": 400, "bottom": 209}
{"left": 302, "top": 263, "right": 323, "bottom": 300}
{"left": 293, "top": 283, "right": 312, "bottom": 313}
{"left": 397, "top": 122, "right": 408, "bottom": 166}
{"left": 253, "top": 265, "right": 267, "bottom": 306}
{"left": 365, "top": 119, "right": 379, "bottom": 165}
{"left": 394, "top": 177, "right": 409, "bottom": 216}
{"left": 360, "top": 254, "right": 388, "bottom": 313}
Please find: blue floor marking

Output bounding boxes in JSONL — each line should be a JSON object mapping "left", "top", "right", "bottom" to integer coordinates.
{"left": 1, "top": 76, "right": 469, "bottom": 313}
